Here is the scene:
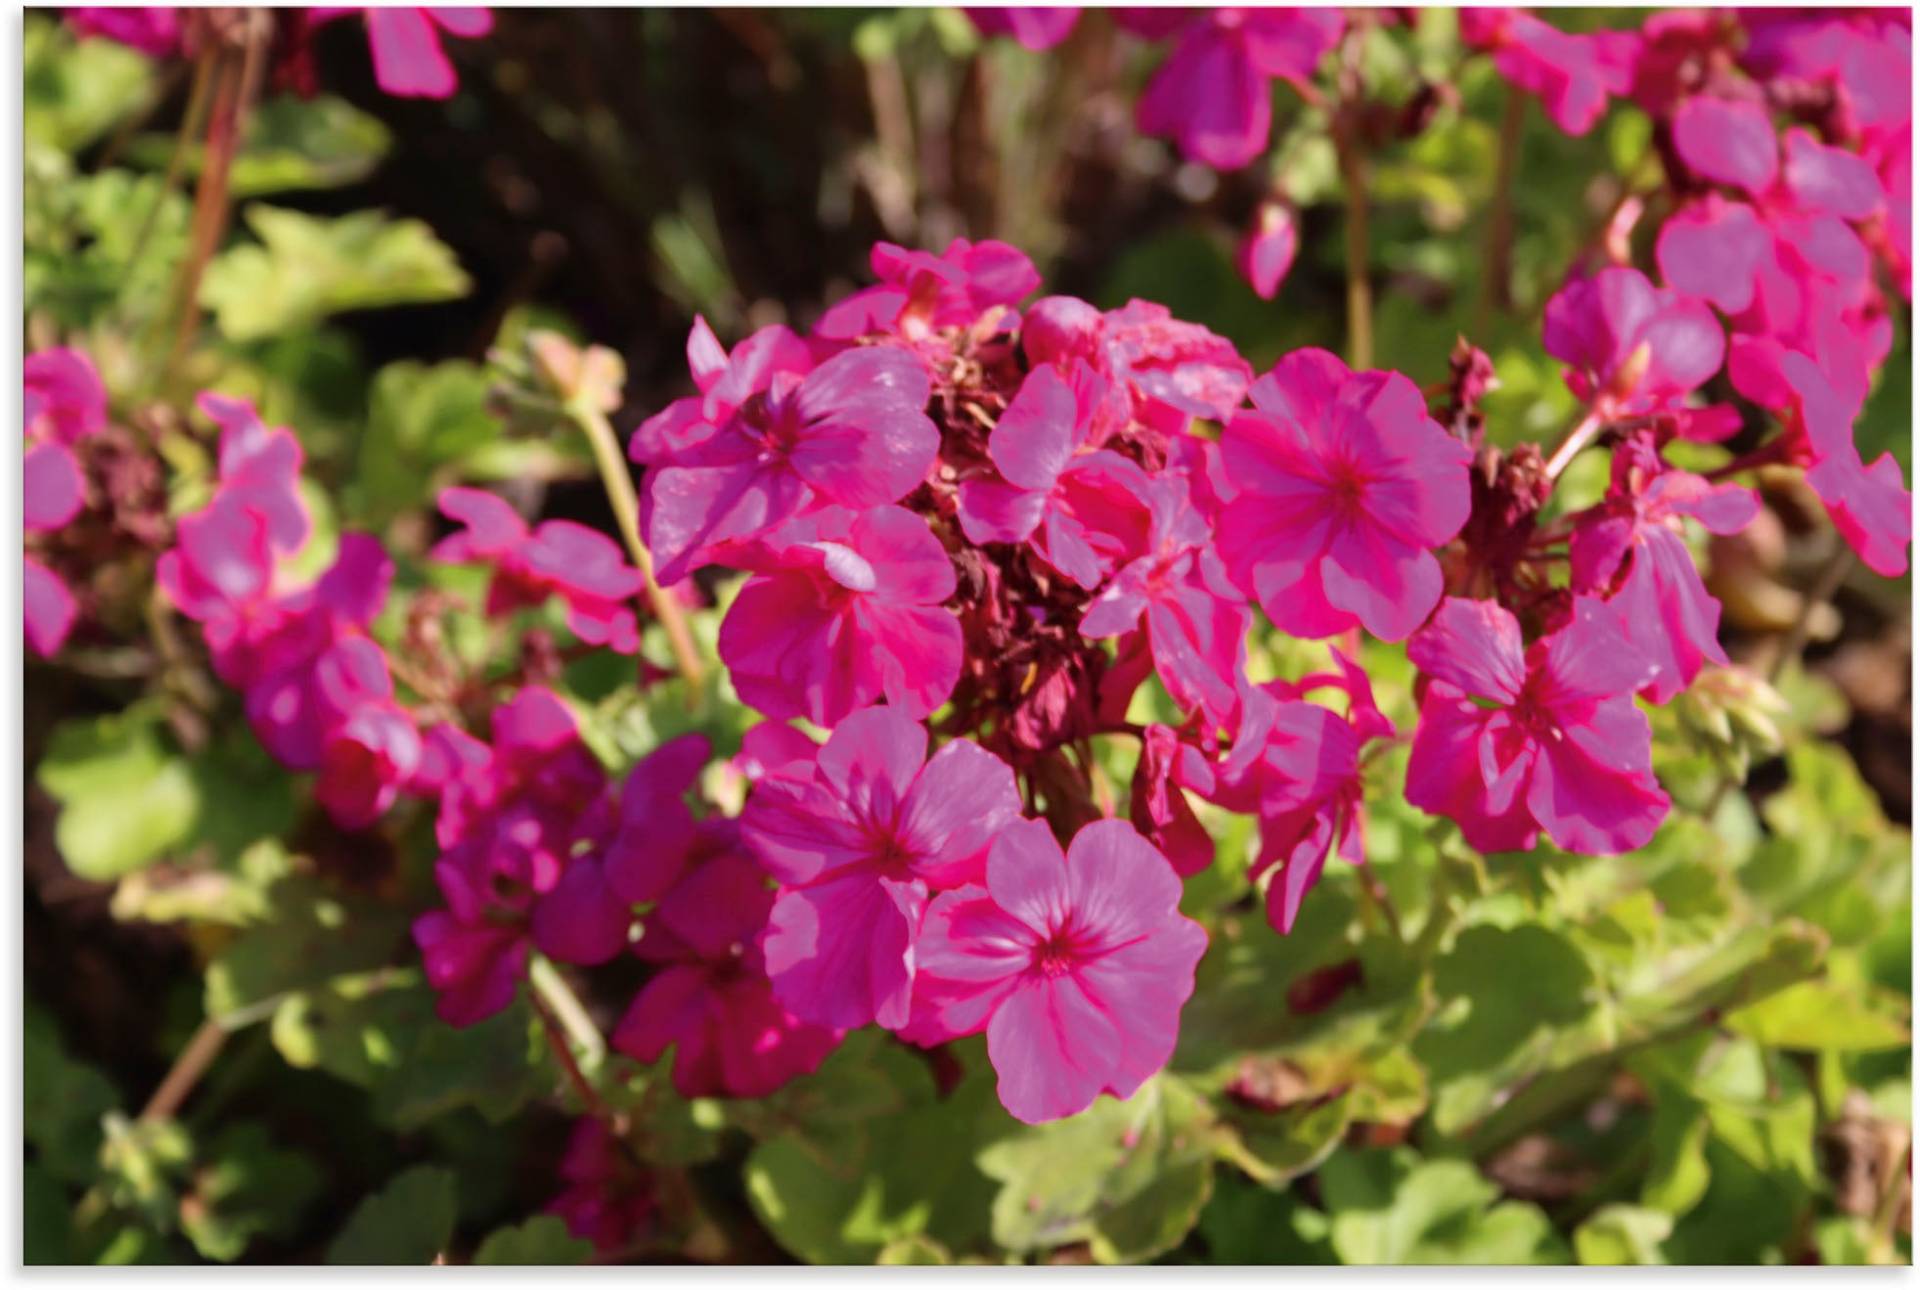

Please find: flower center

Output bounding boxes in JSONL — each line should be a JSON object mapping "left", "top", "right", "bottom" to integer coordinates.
{"left": 1031, "top": 921, "right": 1088, "bottom": 977}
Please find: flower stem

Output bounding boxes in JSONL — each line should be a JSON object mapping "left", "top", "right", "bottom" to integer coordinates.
{"left": 530, "top": 957, "right": 613, "bottom": 1123}
{"left": 1543, "top": 408, "right": 1606, "bottom": 480}
{"left": 568, "top": 396, "right": 706, "bottom": 687}
{"left": 139, "top": 1017, "right": 227, "bottom": 1123}
{"left": 1333, "top": 23, "right": 1373, "bottom": 370}
{"left": 1477, "top": 84, "right": 1524, "bottom": 330}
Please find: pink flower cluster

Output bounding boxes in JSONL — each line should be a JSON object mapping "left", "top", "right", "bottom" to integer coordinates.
{"left": 67, "top": 6, "right": 492, "bottom": 100}
{"left": 23, "top": 348, "right": 108, "bottom": 657}
{"left": 154, "top": 393, "right": 434, "bottom": 830}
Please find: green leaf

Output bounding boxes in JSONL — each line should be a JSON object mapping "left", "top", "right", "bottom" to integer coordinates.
{"left": 1196, "top": 1176, "right": 1335, "bottom": 1264}
{"left": 472, "top": 1215, "right": 592, "bottom": 1266}
{"left": 977, "top": 1074, "right": 1216, "bottom": 1265}
{"left": 37, "top": 707, "right": 199, "bottom": 881}
{"left": 203, "top": 876, "right": 408, "bottom": 1021}
{"left": 1320, "top": 1148, "right": 1567, "bottom": 1265}
{"left": 179, "top": 1124, "right": 323, "bottom": 1263}
{"left": 24, "top": 1004, "right": 121, "bottom": 1185}
{"left": 24, "top": 15, "right": 155, "bottom": 155}
{"left": 1640, "top": 1087, "right": 1711, "bottom": 1216}
{"left": 24, "top": 1164, "right": 75, "bottom": 1265}
{"left": 326, "top": 1166, "right": 457, "bottom": 1265}
{"left": 127, "top": 94, "right": 391, "bottom": 197}
{"left": 743, "top": 1039, "right": 998, "bottom": 1264}
{"left": 1573, "top": 1205, "right": 1672, "bottom": 1266}
{"left": 271, "top": 967, "right": 547, "bottom": 1130}
{"left": 347, "top": 360, "right": 499, "bottom": 525}
{"left": 1414, "top": 923, "right": 1609, "bottom": 1135}
{"left": 202, "top": 205, "right": 469, "bottom": 341}
{"left": 1725, "top": 980, "right": 1909, "bottom": 1052}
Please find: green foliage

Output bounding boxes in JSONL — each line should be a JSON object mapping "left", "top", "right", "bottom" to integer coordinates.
{"left": 201, "top": 205, "right": 470, "bottom": 341}
{"left": 473, "top": 1216, "right": 594, "bottom": 1266}
{"left": 37, "top": 705, "right": 199, "bottom": 881}
{"left": 1320, "top": 1149, "right": 1566, "bottom": 1264}
{"left": 18, "top": 4, "right": 1913, "bottom": 1272}
{"left": 326, "top": 1166, "right": 458, "bottom": 1265}
{"left": 127, "top": 95, "right": 393, "bottom": 198}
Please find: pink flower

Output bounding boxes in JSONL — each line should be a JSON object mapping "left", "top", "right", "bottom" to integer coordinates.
{"left": 545, "top": 1118, "right": 656, "bottom": 1256}
{"left": 24, "top": 347, "right": 108, "bottom": 445}
{"left": 1732, "top": 329, "right": 1912, "bottom": 577}
{"left": 1217, "top": 349, "right": 1472, "bottom": 642}
{"left": 815, "top": 238, "right": 1040, "bottom": 342}
{"left": 741, "top": 705, "right": 1021, "bottom": 1031}
{"left": 24, "top": 442, "right": 85, "bottom": 534}
{"left": 965, "top": 7, "right": 1079, "bottom": 51}
{"left": 1541, "top": 266, "right": 1726, "bottom": 416}
{"left": 629, "top": 318, "right": 814, "bottom": 468}
{"left": 1238, "top": 200, "right": 1299, "bottom": 301}
{"left": 717, "top": 505, "right": 962, "bottom": 727}
{"left": 1655, "top": 195, "right": 1780, "bottom": 315}
{"left": 66, "top": 7, "right": 183, "bottom": 58}
{"left": 612, "top": 836, "right": 840, "bottom": 1099}
{"left": 1672, "top": 95, "right": 1780, "bottom": 195}
{"left": 601, "top": 733, "right": 710, "bottom": 905}
{"left": 1461, "top": 8, "right": 1635, "bottom": 137}
{"left": 1080, "top": 472, "right": 1251, "bottom": 731}
{"left": 415, "top": 687, "right": 615, "bottom": 1024}
{"left": 432, "top": 486, "right": 644, "bottom": 653}
{"left": 908, "top": 818, "right": 1209, "bottom": 1124}
{"left": 1135, "top": 8, "right": 1344, "bottom": 170}
{"left": 1128, "top": 723, "right": 1217, "bottom": 878}
{"left": 312, "top": 7, "right": 494, "bottom": 99}
{"left": 640, "top": 345, "right": 938, "bottom": 583}
{"left": 1211, "top": 654, "right": 1394, "bottom": 933}
{"left": 24, "top": 560, "right": 76, "bottom": 659}
{"left": 1023, "top": 295, "right": 1253, "bottom": 429}
{"left": 1570, "top": 445, "right": 1760, "bottom": 702}
{"left": 1406, "top": 596, "right": 1670, "bottom": 855}
{"left": 955, "top": 362, "right": 1150, "bottom": 589}
{"left": 199, "top": 394, "right": 311, "bottom": 556}
{"left": 315, "top": 701, "right": 424, "bottom": 830}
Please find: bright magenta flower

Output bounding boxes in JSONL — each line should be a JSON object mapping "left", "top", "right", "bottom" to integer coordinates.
{"left": 741, "top": 705, "right": 1021, "bottom": 1031}
{"left": 200, "top": 394, "right": 311, "bottom": 556}
{"left": 1406, "top": 597, "right": 1670, "bottom": 855}
{"left": 612, "top": 834, "right": 841, "bottom": 1099}
{"left": 1570, "top": 443, "right": 1760, "bottom": 702}
{"left": 433, "top": 486, "right": 645, "bottom": 653}
{"left": 1217, "top": 349, "right": 1472, "bottom": 642}
{"left": 1080, "top": 471, "right": 1250, "bottom": 731}
{"left": 629, "top": 318, "right": 815, "bottom": 468}
{"left": 1135, "top": 8, "right": 1344, "bottom": 170}
{"left": 815, "top": 238, "right": 1040, "bottom": 342}
{"left": 1542, "top": 266, "right": 1726, "bottom": 417}
{"left": 1238, "top": 200, "right": 1299, "bottom": 301}
{"left": 908, "top": 818, "right": 1208, "bottom": 1124}
{"left": 311, "top": 7, "right": 493, "bottom": 99}
{"left": 24, "top": 347, "right": 107, "bottom": 445}
{"left": 1461, "top": 8, "right": 1636, "bottom": 137}
{"left": 641, "top": 346, "right": 938, "bottom": 583}
{"left": 964, "top": 7, "right": 1079, "bottom": 51}
{"left": 717, "top": 505, "right": 962, "bottom": 726}
{"left": 1023, "top": 295, "right": 1252, "bottom": 430}
{"left": 955, "top": 362, "right": 1150, "bottom": 590}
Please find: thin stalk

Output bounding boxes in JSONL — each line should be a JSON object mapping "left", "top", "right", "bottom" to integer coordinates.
{"left": 1544, "top": 408, "right": 1606, "bottom": 480}
{"left": 1336, "top": 133, "right": 1373, "bottom": 371}
{"left": 1768, "top": 543, "right": 1853, "bottom": 683}
{"left": 139, "top": 1018, "right": 227, "bottom": 1123}
{"left": 1334, "top": 23, "right": 1373, "bottom": 370}
{"left": 569, "top": 396, "right": 706, "bottom": 686}
{"left": 530, "top": 958, "right": 612, "bottom": 1123}
{"left": 1478, "top": 84, "right": 1524, "bottom": 328}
